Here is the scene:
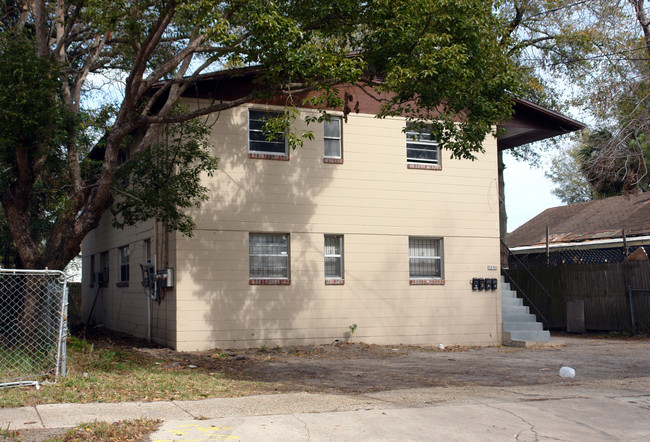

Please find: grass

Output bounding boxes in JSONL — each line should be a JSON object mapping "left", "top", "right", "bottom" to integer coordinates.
{"left": 60, "top": 418, "right": 161, "bottom": 441}
{"left": 0, "top": 346, "right": 54, "bottom": 381}
{"left": 2, "top": 419, "right": 161, "bottom": 441}
{"left": 0, "top": 335, "right": 274, "bottom": 408}
{"left": 0, "top": 425, "right": 20, "bottom": 439}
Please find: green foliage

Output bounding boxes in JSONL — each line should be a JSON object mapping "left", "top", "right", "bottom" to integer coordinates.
{"left": 67, "top": 337, "right": 94, "bottom": 354}
{"left": 545, "top": 144, "right": 594, "bottom": 204}
{"left": 364, "top": 0, "right": 517, "bottom": 159}
{"left": 0, "top": 35, "right": 64, "bottom": 162}
{"left": 0, "top": 32, "right": 75, "bottom": 260}
{"left": 0, "top": 0, "right": 522, "bottom": 270}
{"left": 112, "top": 115, "right": 219, "bottom": 236}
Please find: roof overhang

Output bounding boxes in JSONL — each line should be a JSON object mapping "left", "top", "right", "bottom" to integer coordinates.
{"left": 510, "top": 235, "right": 650, "bottom": 253}
{"left": 497, "top": 97, "right": 585, "bottom": 150}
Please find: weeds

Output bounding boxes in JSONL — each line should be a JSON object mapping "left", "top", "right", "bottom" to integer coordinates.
{"left": 0, "top": 336, "right": 271, "bottom": 408}
{"left": 61, "top": 418, "right": 161, "bottom": 441}
{"left": 0, "top": 424, "right": 20, "bottom": 439}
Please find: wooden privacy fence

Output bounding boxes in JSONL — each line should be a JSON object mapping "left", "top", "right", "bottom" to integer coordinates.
{"left": 508, "top": 261, "right": 650, "bottom": 331}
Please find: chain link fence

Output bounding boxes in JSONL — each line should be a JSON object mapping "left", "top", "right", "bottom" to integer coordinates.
{"left": 0, "top": 269, "right": 68, "bottom": 389}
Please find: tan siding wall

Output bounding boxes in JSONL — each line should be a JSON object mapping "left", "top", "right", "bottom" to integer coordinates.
{"left": 81, "top": 216, "right": 177, "bottom": 348}
{"left": 173, "top": 104, "right": 502, "bottom": 351}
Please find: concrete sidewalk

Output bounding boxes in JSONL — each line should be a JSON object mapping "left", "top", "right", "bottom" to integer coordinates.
{"left": 2, "top": 385, "right": 649, "bottom": 441}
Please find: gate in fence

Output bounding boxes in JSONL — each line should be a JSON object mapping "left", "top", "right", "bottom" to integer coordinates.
{"left": 0, "top": 269, "right": 68, "bottom": 388}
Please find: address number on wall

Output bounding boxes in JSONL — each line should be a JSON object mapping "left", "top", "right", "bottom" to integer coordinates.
{"left": 487, "top": 265, "right": 497, "bottom": 271}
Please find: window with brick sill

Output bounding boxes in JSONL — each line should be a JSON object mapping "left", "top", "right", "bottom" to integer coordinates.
{"left": 249, "top": 233, "right": 290, "bottom": 285}
{"left": 249, "top": 110, "right": 288, "bottom": 160}
{"left": 409, "top": 237, "right": 444, "bottom": 284}
{"left": 406, "top": 126, "right": 441, "bottom": 170}
{"left": 323, "top": 117, "right": 342, "bottom": 164}
{"left": 324, "top": 234, "right": 344, "bottom": 283}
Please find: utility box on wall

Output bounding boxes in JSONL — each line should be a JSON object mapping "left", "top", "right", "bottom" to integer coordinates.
{"left": 157, "top": 268, "right": 174, "bottom": 288}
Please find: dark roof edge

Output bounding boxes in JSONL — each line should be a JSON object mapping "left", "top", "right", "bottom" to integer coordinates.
{"left": 511, "top": 96, "right": 586, "bottom": 131}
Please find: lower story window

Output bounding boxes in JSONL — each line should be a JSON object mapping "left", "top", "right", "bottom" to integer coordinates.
{"left": 324, "top": 235, "right": 344, "bottom": 281}
{"left": 409, "top": 237, "right": 443, "bottom": 281}
{"left": 119, "top": 246, "right": 130, "bottom": 282}
{"left": 249, "top": 233, "right": 290, "bottom": 283}
{"left": 99, "top": 251, "right": 109, "bottom": 286}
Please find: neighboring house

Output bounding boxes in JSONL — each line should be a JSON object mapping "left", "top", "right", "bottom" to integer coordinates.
{"left": 505, "top": 193, "right": 650, "bottom": 332}
{"left": 507, "top": 192, "right": 650, "bottom": 264}
{"left": 81, "top": 71, "right": 583, "bottom": 351}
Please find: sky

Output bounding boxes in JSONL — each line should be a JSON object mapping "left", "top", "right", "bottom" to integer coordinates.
{"left": 502, "top": 153, "right": 563, "bottom": 233}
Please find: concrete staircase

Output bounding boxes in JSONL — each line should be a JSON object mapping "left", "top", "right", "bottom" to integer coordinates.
{"left": 501, "top": 276, "right": 550, "bottom": 347}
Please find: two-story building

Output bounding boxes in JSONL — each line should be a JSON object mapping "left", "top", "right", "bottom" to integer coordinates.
{"left": 81, "top": 70, "right": 582, "bottom": 351}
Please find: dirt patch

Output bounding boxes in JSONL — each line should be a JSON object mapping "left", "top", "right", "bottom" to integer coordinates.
{"left": 98, "top": 331, "right": 650, "bottom": 395}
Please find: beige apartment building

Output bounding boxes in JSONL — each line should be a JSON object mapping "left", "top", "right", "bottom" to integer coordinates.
{"left": 81, "top": 73, "right": 581, "bottom": 351}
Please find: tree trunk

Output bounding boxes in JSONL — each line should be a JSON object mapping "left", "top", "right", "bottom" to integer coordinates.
{"left": 18, "top": 274, "right": 47, "bottom": 347}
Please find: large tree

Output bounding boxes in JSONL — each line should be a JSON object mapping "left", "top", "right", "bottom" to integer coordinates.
{"left": 503, "top": 1, "right": 650, "bottom": 204}
{"left": 494, "top": 0, "right": 650, "bottom": 232}
{"left": 0, "top": 0, "right": 519, "bottom": 271}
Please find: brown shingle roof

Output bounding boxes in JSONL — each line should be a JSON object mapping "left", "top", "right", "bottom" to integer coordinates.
{"left": 506, "top": 192, "right": 650, "bottom": 248}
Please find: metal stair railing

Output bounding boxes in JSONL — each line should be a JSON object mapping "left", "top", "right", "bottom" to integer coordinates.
{"left": 501, "top": 240, "right": 551, "bottom": 329}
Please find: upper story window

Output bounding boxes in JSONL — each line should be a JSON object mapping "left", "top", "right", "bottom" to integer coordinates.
{"left": 323, "top": 117, "right": 342, "bottom": 163}
{"left": 249, "top": 233, "right": 290, "bottom": 284}
{"left": 249, "top": 110, "right": 287, "bottom": 158}
{"left": 409, "top": 237, "right": 444, "bottom": 285}
{"left": 406, "top": 126, "right": 440, "bottom": 169}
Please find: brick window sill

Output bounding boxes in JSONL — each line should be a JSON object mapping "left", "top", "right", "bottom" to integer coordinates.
{"left": 407, "top": 163, "right": 442, "bottom": 171}
{"left": 325, "top": 279, "right": 345, "bottom": 285}
{"left": 324, "top": 158, "right": 343, "bottom": 164}
{"left": 115, "top": 282, "right": 129, "bottom": 288}
{"left": 249, "top": 279, "right": 291, "bottom": 285}
{"left": 249, "top": 153, "right": 289, "bottom": 161}
{"left": 410, "top": 279, "right": 445, "bottom": 286}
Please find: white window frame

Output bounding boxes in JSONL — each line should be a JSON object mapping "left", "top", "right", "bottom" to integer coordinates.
{"left": 408, "top": 237, "right": 443, "bottom": 280}
{"left": 406, "top": 126, "right": 440, "bottom": 166}
{"left": 249, "top": 233, "right": 290, "bottom": 280}
{"left": 248, "top": 109, "right": 288, "bottom": 156}
{"left": 323, "top": 116, "right": 342, "bottom": 160}
{"left": 324, "top": 234, "right": 344, "bottom": 280}
{"left": 119, "top": 246, "right": 130, "bottom": 282}
{"left": 144, "top": 238, "right": 151, "bottom": 263}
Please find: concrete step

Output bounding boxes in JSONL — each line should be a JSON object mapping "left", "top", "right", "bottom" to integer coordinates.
{"left": 501, "top": 297, "right": 523, "bottom": 307}
{"left": 502, "top": 304, "right": 529, "bottom": 315}
{"left": 507, "top": 330, "right": 550, "bottom": 342}
{"left": 503, "top": 321, "right": 544, "bottom": 332}
{"left": 502, "top": 313, "right": 537, "bottom": 323}
{"left": 501, "top": 276, "right": 550, "bottom": 346}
